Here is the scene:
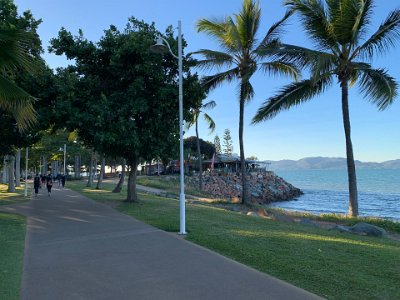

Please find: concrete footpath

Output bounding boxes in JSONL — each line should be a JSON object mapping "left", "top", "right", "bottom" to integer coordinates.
{"left": 1, "top": 186, "right": 323, "bottom": 300}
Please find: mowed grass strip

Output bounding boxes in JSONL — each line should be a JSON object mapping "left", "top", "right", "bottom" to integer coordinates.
{"left": 69, "top": 181, "right": 400, "bottom": 300}
{"left": 0, "top": 184, "right": 28, "bottom": 300}
{"left": 0, "top": 212, "right": 26, "bottom": 300}
{"left": 0, "top": 183, "right": 30, "bottom": 206}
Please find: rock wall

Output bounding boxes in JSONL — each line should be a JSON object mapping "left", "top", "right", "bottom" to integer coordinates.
{"left": 186, "top": 171, "right": 303, "bottom": 204}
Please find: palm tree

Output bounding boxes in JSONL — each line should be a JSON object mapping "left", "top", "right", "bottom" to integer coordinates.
{"left": 195, "top": 0, "right": 299, "bottom": 204}
{"left": 253, "top": 0, "right": 400, "bottom": 216}
{"left": 187, "top": 100, "right": 216, "bottom": 190}
{"left": 0, "top": 28, "right": 36, "bottom": 130}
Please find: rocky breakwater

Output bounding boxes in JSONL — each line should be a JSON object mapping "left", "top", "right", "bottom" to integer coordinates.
{"left": 186, "top": 171, "right": 303, "bottom": 204}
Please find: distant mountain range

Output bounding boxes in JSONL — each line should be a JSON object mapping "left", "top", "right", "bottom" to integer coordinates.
{"left": 265, "top": 157, "right": 400, "bottom": 170}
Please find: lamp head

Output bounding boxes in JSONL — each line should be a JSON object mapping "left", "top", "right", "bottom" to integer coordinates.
{"left": 150, "top": 37, "right": 168, "bottom": 54}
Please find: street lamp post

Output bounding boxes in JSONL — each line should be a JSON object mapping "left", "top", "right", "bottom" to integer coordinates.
{"left": 150, "top": 21, "right": 186, "bottom": 235}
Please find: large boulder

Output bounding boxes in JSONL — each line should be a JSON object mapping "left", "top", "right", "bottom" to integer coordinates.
{"left": 186, "top": 171, "right": 302, "bottom": 204}
{"left": 350, "top": 223, "right": 387, "bottom": 237}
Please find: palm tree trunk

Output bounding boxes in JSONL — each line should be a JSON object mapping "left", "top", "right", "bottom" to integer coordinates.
{"left": 113, "top": 159, "right": 126, "bottom": 193}
{"left": 96, "top": 155, "right": 106, "bottom": 190}
{"left": 239, "top": 83, "right": 249, "bottom": 204}
{"left": 15, "top": 148, "right": 21, "bottom": 187}
{"left": 2, "top": 156, "right": 8, "bottom": 184}
{"left": 126, "top": 157, "right": 138, "bottom": 202}
{"left": 86, "top": 153, "right": 95, "bottom": 187}
{"left": 341, "top": 80, "right": 359, "bottom": 217}
{"left": 8, "top": 155, "right": 15, "bottom": 192}
{"left": 195, "top": 119, "right": 203, "bottom": 190}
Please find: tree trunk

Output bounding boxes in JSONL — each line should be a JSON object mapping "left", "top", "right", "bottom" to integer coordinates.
{"left": 96, "top": 155, "right": 106, "bottom": 190}
{"left": 8, "top": 155, "right": 15, "bottom": 192}
{"left": 43, "top": 156, "right": 48, "bottom": 175}
{"left": 113, "top": 159, "right": 126, "bottom": 193}
{"left": 239, "top": 83, "right": 249, "bottom": 205}
{"left": 2, "top": 156, "right": 8, "bottom": 184}
{"left": 86, "top": 153, "right": 95, "bottom": 187}
{"left": 74, "top": 155, "right": 80, "bottom": 179}
{"left": 195, "top": 119, "right": 203, "bottom": 190}
{"left": 126, "top": 157, "right": 138, "bottom": 202}
{"left": 15, "top": 149, "right": 21, "bottom": 187}
{"left": 341, "top": 80, "right": 359, "bottom": 217}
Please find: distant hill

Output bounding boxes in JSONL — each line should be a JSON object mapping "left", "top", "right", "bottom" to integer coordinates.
{"left": 265, "top": 157, "right": 400, "bottom": 171}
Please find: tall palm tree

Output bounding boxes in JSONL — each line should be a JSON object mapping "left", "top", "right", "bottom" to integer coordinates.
{"left": 0, "top": 28, "right": 36, "bottom": 130}
{"left": 195, "top": 0, "right": 299, "bottom": 204}
{"left": 253, "top": 0, "right": 400, "bottom": 216}
{"left": 187, "top": 100, "right": 216, "bottom": 190}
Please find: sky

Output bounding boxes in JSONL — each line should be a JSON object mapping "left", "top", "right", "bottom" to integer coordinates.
{"left": 15, "top": 0, "right": 400, "bottom": 162}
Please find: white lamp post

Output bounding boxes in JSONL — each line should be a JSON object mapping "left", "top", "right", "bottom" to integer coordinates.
{"left": 150, "top": 21, "right": 186, "bottom": 235}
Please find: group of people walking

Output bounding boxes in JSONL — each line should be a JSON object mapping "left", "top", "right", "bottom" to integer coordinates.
{"left": 33, "top": 173, "right": 66, "bottom": 196}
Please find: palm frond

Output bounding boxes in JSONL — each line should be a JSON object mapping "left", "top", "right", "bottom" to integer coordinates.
{"left": 259, "top": 61, "right": 300, "bottom": 81}
{"left": 284, "top": 0, "right": 339, "bottom": 52}
{"left": 12, "top": 102, "right": 37, "bottom": 131}
{"left": 350, "top": 0, "right": 374, "bottom": 43}
{"left": 196, "top": 18, "right": 237, "bottom": 53}
{"left": 202, "top": 100, "right": 216, "bottom": 110}
{"left": 0, "top": 28, "right": 36, "bottom": 73}
{"left": 257, "top": 10, "right": 293, "bottom": 49}
{"left": 356, "top": 67, "right": 398, "bottom": 110}
{"left": 203, "top": 112, "right": 216, "bottom": 133}
{"left": 193, "top": 49, "right": 235, "bottom": 71}
{"left": 201, "top": 67, "right": 240, "bottom": 91}
{"left": 327, "top": 0, "right": 372, "bottom": 44}
{"left": 355, "top": 8, "right": 400, "bottom": 60}
{"left": 252, "top": 75, "right": 333, "bottom": 123}
{"left": 235, "top": 0, "right": 261, "bottom": 50}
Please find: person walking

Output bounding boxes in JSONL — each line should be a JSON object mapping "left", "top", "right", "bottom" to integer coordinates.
{"left": 61, "top": 174, "right": 66, "bottom": 188}
{"left": 34, "top": 174, "right": 41, "bottom": 196}
{"left": 46, "top": 174, "right": 53, "bottom": 196}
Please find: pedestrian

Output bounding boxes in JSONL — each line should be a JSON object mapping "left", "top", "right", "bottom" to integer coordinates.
{"left": 34, "top": 174, "right": 41, "bottom": 196}
{"left": 46, "top": 174, "right": 53, "bottom": 196}
{"left": 61, "top": 174, "right": 66, "bottom": 188}
{"left": 41, "top": 174, "right": 46, "bottom": 188}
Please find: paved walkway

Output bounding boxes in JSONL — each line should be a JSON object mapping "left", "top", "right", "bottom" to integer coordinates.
{"left": 1, "top": 186, "right": 322, "bottom": 300}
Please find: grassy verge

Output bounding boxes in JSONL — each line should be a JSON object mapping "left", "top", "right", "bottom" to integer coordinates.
{"left": 136, "top": 175, "right": 216, "bottom": 198}
{"left": 0, "top": 184, "right": 27, "bottom": 300}
{"left": 0, "top": 183, "right": 30, "bottom": 206}
{"left": 0, "top": 213, "right": 26, "bottom": 300}
{"left": 69, "top": 181, "right": 400, "bottom": 300}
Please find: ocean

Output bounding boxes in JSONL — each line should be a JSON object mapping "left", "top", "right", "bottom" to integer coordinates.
{"left": 268, "top": 169, "right": 400, "bottom": 221}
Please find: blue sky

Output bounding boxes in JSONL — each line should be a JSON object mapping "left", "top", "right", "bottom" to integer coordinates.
{"left": 16, "top": 0, "right": 400, "bottom": 162}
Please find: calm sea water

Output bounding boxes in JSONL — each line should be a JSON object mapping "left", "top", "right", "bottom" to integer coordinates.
{"left": 268, "top": 169, "right": 400, "bottom": 220}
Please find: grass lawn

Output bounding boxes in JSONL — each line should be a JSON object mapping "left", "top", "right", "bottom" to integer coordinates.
{"left": 0, "top": 183, "right": 30, "bottom": 206}
{"left": 0, "top": 184, "right": 27, "bottom": 300}
{"left": 69, "top": 181, "right": 400, "bottom": 300}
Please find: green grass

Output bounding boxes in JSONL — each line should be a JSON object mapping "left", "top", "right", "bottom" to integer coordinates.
{"left": 69, "top": 181, "right": 400, "bottom": 300}
{"left": 0, "top": 183, "right": 30, "bottom": 206}
{"left": 136, "top": 175, "right": 216, "bottom": 198}
{"left": 0, "top": 213, "right": 26, "bottom": 300}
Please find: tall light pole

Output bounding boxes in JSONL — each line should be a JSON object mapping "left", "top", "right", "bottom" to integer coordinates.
{"left": 151, "top": 21, "right": 186, "bottom": 235}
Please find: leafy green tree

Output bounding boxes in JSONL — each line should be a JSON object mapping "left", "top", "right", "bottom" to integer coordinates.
{"left": 223, "top": 128, "right": 233, "bottom": 155}
{"left": 195, "top": 0, "right": 298, "bottom": 204}
{"left": 0, "top": 0, "right": 40, "bottom": 130}
{"left": 50, "top": 19, "right": 203, "bottom": 202}
{"left": 186, "top": 100, "right": 216, "bottom": 189}
{"left": 253, "top": 0, "right": 400, "bottom": 216}
{"left": 214, "top": 135, "right": 221, "bottom": 154}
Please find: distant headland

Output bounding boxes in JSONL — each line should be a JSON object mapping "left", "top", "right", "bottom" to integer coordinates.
{"left": 265, "top": 157, "right": 400, "bottom": 171}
